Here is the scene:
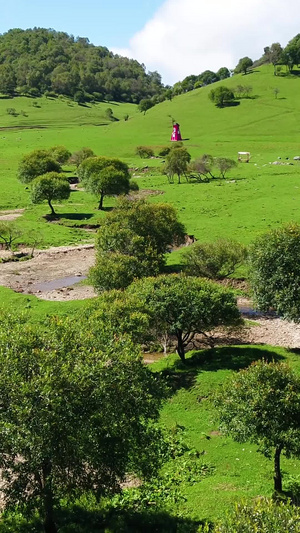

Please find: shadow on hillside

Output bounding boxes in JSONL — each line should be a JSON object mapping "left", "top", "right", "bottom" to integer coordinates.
{"left": 55, "top": 506, "right": 204, "bottom": 533}
{"left": 55, "top": 213, "right": 94, "bottom": 221}
{"left": 218, "top": 101, "right": 240, "bottom": 108}
{"left": 191, "top": 345, "right": 284, "bottom": 372}
{"left": 0, "top": 506, "right": 205, "bottom": 533}
{"left": 160, "top": 346, "right": 285, "bottom": 394}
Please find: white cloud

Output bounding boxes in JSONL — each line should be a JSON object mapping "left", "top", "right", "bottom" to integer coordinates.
{"left": 112, "top": 0, "right": 300, "bottom": 84}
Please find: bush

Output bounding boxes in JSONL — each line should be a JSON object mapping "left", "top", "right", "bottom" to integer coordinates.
{"left": 248, "top": 223, "right": 300, "bottom": 320}
{"left": 207, "top": 498, "right": 300, "bottom": 532}
{"left": 209, "top": 86, "right": 235, "bottom": 107}
{"left": 157, "top": 146, "right": 171, "bottom": 157}
{"left": 135, "top": 146, "right": 154, "bottom": 158}
{"left": 182, "top": 239, "right": 247, "bottom": 279}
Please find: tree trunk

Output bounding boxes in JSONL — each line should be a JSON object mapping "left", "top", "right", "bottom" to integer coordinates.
{"left": 274, "top": 445, "right": 283, "bottom": 492}
{"left": 48, "top": 199, "right": 56, "bottom": 216}
{"left": 42, "top": 463, "right": 58, "bottom": 533}
{"left": 176, "top": 331, "right": 186, "bottom": 362}
{"left": 98, "top": 192, "right": 104, "bottom": 210}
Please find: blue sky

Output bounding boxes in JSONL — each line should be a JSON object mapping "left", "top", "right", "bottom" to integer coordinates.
{"left": 1, "top": 0, "right": 163, "bottom": 49}
{"left": 2, "top": 0, "right": 300, "bottom": 84}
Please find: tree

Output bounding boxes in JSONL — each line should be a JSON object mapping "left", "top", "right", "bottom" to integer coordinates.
{"left": 208, "top": 86, "right": 235, "bottom": 107}
{"left": 282, "top": 34, "right": 300, "bottom": 73}
{"left": 0, "top": 222, "right": 22, "bottom": 252}
{"left": 214, "top": 157, "right": 237, "bottom": 178}
{"left": 182, "top": 239, "right": 247, "bottom": 279}
{"left": 84, "top": 166, "right": 132, "bottom": 210}
{"left": 268, "top": 43, "right": 283, "bottom": 75}
{"left": 18, "top": 150, "right": 61, "bottom": 184}
{"left": 164, "top": 148, "right": 191, "bottom": 184}
{"left": 235, "top": 56, "right": 253, "bottom": 75}
{"left": 0, "top": 314, "right": 166, "bottom": 533}
{"left": 138, "top": 98, "right": 154, "bottom": 114}
{"left": 48, "top": 145, "right": 71, "bottom": 164}
{"left": 78, "top": 156, "right": 131, "bottom": 209}
{"left": 0, "top": 64, "right": 16, "bottom": 95}
{"left": 31, "top": 172, "right": 70, "bottom": 216}
{"left": 248, "top": 223, "right": 300, "bottom": 320}
{"left": 90, "top": 199, "right": 186, "bottom": 291}
{"left": 215, "top": 360, "right": 300, "bottom": 492}
{"left": 127, "top": 275, "right": 241, "bottom": 362}
{"left": 70, "top": 147, "right": 96, "bottom": 167}
{"left": 199, "top": 70, "right": 219, "bottom": 85}
{"left": 216, "top": 67, "right": 231, "bottom": 80}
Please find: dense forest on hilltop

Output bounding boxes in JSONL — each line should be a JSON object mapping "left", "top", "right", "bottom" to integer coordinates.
{"left": 0, "top": 27, "right": 165, "bottom": 103}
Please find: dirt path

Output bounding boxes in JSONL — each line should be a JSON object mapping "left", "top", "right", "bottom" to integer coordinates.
{"left": 0, "top": 244, "right": 97, "bottom": 300}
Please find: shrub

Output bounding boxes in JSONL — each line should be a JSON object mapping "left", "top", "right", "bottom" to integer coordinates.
{"left": 209, "top": 86, "right": 235, "bottom": 107}
{"left": 248, "top": 223, "right": 300, "bottom": 320}
{"left": 135, "top": 146, "right": 154, "bottom": 158}
{"left": 207, "top": 498, "right": 300, "bottom": 532}
{"left": 157, "top": 146, "right": 171, "bottom": 157}
{"left": 182, "top": 239, "right": 247, "bottom": 279}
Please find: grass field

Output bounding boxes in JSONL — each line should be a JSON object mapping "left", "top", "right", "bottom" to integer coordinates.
{"left": 1, "top": 64, "right": 300, "bottom": 250}
{"left": 150, "top": 345, "right": 300, "bottom": 522}
{"left": 1, "top": 69, "right": 300, "bottom": 528}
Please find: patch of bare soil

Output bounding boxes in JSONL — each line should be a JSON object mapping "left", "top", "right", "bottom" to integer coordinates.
{"left": 0, "top": 244, "right": 97, "bottom": 301}
{"left": 0, "top": 209, "right": 25, "bottom": 221}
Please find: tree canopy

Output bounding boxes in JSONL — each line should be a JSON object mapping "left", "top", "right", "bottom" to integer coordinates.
{"left": 78, "top": 156, "right": 132, "bottom": 209}
{"left": 164, "top": 147, "right": 191, "bottom": 184}
{"left": 90, "top": 199, "right": 186, "bottom": 291}
{"left": 0, "top": 28, "right": 165, "bottom": 103}
{"left": 31, "top": 172, "right": 70, "bottom": 215}
{"left": 248, "top": 223, "right": 300, "bottom": 320}
{"left": 235, "top": 56, "right": 253, "bottom": 75}
{"left": 18, "top": 150, "right": 61, "bottom": 184}
{"left": 215, "top": 360, "right": 300, "bottom": 492}
{"left": 127, "top": 275, "right": 241, "bottom": 361}
{"left": 0, "top": 313, "right": 166, "bottom": 533}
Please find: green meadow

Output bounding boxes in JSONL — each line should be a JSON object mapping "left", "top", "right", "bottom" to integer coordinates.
{"left": 1, "top": 64, "right": 300, "bottom": 250}
{"left": 1, "top": 65, "right": 300, "bottom": 529}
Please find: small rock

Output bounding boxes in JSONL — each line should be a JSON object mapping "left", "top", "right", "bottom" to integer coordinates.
{"left": 294, "top": 156, "right": 300, "bottom": 160}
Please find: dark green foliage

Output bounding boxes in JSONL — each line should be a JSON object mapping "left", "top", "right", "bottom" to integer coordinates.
{"left": 157, "top": 146, "right": 171, "bottom": 157}
{"left": 31, "top": 172, "right": 70, "bottom": 216}
{"left": 209, "top": 86, "right": 235, "bottom": 107}
{"left": 73, "top": 90, "right": 85, "bottom": 104}
{"left": 208, "top": 498, "right": 300, "bottom": 532}
{"left": 127, "top": 275, "right": 241, "bottom": 361}
{"left": 217, "top": 67, "right": 231, "bottom": 80}
{"left": 215, "top": 360, "right": 300, "bottom": 492}
{"left": 0, "top": 64, "right": 16, "bottom": 95}
{"left": 0, "top": 314, "right": 166, "bottom": 533}
{"left": 182, "top": 239, "right": 247, "bottom": 279}
{"left": 48, "top": 146, "right": 71, "bottom": 164}
{"left": 0, "top": 28, "right": 164, "bottom": 103}
{"left": 78, "top": 156, "right": 131, "bottom": 209}
{"left": 214, "top": 157, "right": 237, "bottom": 178}
{"left": 18, "top": 150, "right": 61, "bottom": 184}
{"left": 70, "top": 147, "right": 95, "bottom": 168}
{"left": 248, "top": 223, "right": 300, "bottom": 320}
{"left": 90, "top": 199, "right": 185, "bottom": 291}
{"left": 164, "top": 147, "right": 191, "bottom": 183}
{"left": 282, "top": 34, "right": 300, "bottom": 72}
{"left": 135, "top": 145, "right": 154, "bottom": 158}
{"left": 138, "top": 98, "right": 154, "bottom": 114}
{"left": 235, "top": 56, "right": 253, "bottom": 75}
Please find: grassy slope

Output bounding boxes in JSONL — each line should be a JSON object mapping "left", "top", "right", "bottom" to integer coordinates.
{"left": 1, "top": 65, "right": 300, "bottom": 249}
{"left": 151, "top": 346, "right": 300, "bottom": 522}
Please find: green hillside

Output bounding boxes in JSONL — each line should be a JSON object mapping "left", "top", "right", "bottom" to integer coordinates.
{"left": 1, "top": 64, "right": 300, "bottom": 247}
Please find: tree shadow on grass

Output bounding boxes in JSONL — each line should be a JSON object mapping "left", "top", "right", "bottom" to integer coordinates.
{"left": 44, "top": 213, "right": 95, "bottom": 222}
{"left": 0, "top": 507, "right": 204, "bottom": 533}
{"left": 160, "top": 345, "right": 285, "bottom": 394}
{"left": 56, "top": 506, "right": 204, "bottom": 533}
